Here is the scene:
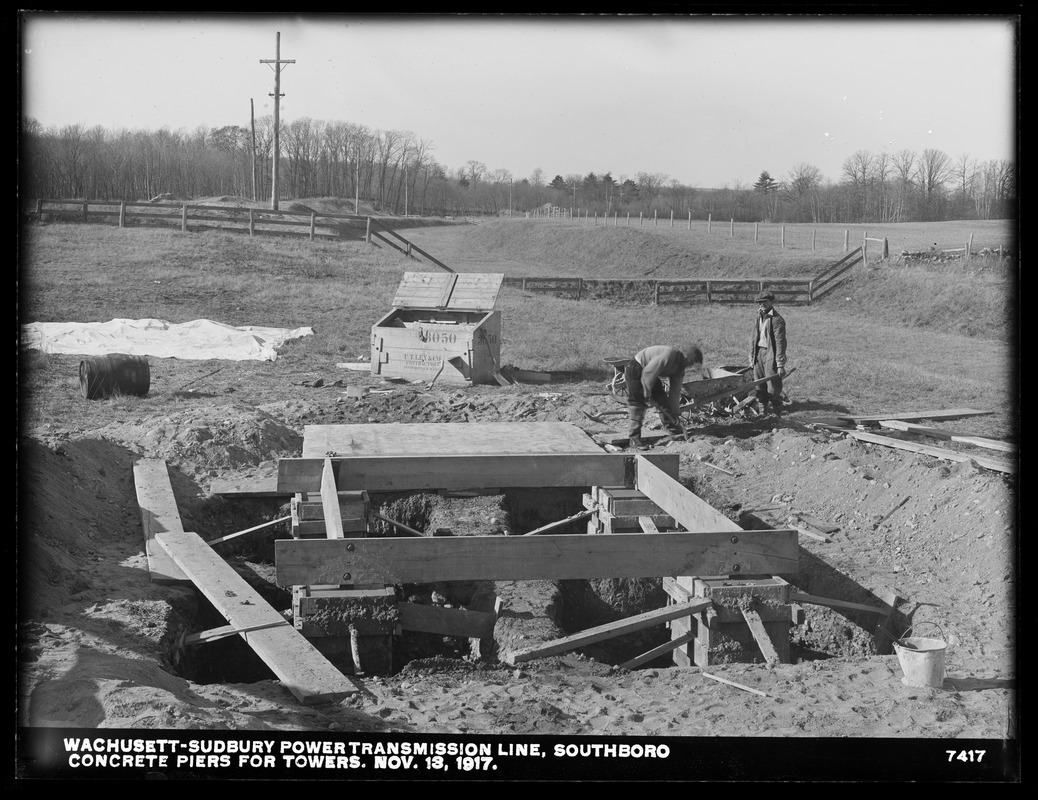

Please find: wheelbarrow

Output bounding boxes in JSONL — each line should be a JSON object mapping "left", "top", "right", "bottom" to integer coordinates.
{"left": 585, "top": 365, "right": 796, "bottom": 426}
{"left": 680, "top": 367, "right": 797, "bottom": 419}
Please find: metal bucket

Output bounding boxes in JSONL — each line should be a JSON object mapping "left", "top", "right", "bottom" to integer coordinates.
{"left": 893, "top": 622, "right": 947, "bottom": 689}
{"left": 79, "top": 354, "right": 151, "bottom": 400}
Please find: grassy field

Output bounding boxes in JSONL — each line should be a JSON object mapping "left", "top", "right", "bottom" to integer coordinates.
{"left": 18, "top": 216, "right": 1019, "bottom": 440}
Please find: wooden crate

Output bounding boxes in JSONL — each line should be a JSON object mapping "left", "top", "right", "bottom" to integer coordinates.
{"left": 371, "top": 272, "right": 504, "bottom": 385}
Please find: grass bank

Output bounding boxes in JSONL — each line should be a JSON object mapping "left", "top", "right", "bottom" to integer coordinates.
{"left": 18, "top": 221, "right": 1018, "bottom": 439}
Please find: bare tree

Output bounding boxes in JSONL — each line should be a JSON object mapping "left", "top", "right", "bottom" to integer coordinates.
{"left": 783, "top": 163, "right": 823, "bottom": 222}
{"left": 842, "top": 150, "right": 872, "bottom": 222}
{"left": 890, "top": 149, "right": 916, "bottom": 222}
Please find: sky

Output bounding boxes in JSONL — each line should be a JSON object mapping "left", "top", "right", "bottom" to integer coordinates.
{"left": 18, "top": 13, "right": 1019, "bottom": 189}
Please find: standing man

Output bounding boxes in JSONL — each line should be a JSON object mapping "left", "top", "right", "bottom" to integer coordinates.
{"left": 748, "top": 290, "right": 788, "bottom": 416}
{"left": 625, "top": 343, "right": 704, "bottom": 450}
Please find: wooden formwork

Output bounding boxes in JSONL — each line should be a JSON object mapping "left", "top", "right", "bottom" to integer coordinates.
{"left": 276, "top": 423, "right": 801, "bottom": 670}
{"left": 137, "top": 423, "right": 804, "bottom": 697}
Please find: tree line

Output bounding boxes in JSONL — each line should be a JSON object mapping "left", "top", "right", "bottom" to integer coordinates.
{"left": 20, "top": 116, "right": 1015, "bottom": 223}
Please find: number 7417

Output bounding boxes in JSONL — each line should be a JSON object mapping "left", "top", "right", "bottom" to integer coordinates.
{"left": 947, "top": 750, "right": 985, "bottom": 762}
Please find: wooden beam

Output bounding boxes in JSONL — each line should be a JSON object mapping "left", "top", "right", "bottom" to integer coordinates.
{"left": 522, "top": 508, "right": 596, "bottom": 536}
{"left": 277, "top": 453, "right": 679, "bottom": 493}
{"left": 836, "top": 408, "right": 993, "bottom": 424}
{"left": 133, "top": 458, "right": 189, "bottom": 584}
{"left": 206, "top": 515, "right": 291, "bottom": 546}
{"left": 702, "top": 672, "right": 769, "bottom": 697}
{"left": 634, "top": 455, "right": 742, "bottom": 533}
{"left": 183, "top": 620, "right": 292, "bottom": 647}
{"left": 320, "top": 458, "right": 345, "bottom": 539}
{"left": 618, "top": 631, "right": 697, "bottom": 670}
{"left": 789, "top": 591, "right": 889, "bottom": 615}
{"left": 155, "top": 531, "right": 359, "bottom": 704}
{"left": 844, "top": 430, "right": 1015, "bottom": 474}
{"left": 372, "top": 512, "right": 424, "bottom": 537}
{"left": 877, "top": 419, "right": 1016, "bottom": 453}
{"left": 397, "top": 602, "right": 498, "bottom": 639}
{"left": 274, "top": 530, "right": 800, "bottom": 586}
{"left": 742, "top": 607, "right": 780, "bottom": 664}
{"left": 638, "top": 516, "right": 660, "bottom": 533}
{"left": 507, "top": 598, "right": 712, "bottom": 664}
{"left": 208, "top": 474, "right": 284, "bottom": 498}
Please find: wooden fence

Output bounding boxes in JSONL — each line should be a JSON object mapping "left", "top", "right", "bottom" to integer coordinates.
{"left": 29, "top": 198, "right": 867, "bottom": 302}
{"left": 27, "top": 198, "right": 456, "bottom": 272}
{"left": 29, "top": 198, "right": 369, "bottom": 241}
{"left": 365, "top": 217, "right": 453, "bottom": 272}
{"left": 503, "top": 246, "right": 865, "bottom": 306}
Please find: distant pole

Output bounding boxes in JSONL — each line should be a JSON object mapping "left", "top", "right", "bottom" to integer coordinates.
{"left": 260, "top": 32, "right": 295, "bottom": 212}
{"left": 355, "top": 152, "right": 360, "bottom": 214}
{"left": 250, "top": 99, "right": 257, "bottom": 202}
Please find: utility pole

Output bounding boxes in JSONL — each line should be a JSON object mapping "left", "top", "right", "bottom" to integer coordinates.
{"left": 260, "top": 32, "right": 295, "bottom": 211}
{"left": 250, "top": 99, "right": 257, "bottom": 202}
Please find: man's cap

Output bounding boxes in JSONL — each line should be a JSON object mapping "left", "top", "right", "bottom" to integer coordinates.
{"left": 755, "top": 291, "right": 775, "bottom": 302}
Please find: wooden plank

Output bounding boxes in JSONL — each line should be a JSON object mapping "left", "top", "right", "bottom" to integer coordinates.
{"left": 207, "top": 515, "right": 291, "bottom": 547}
{"left": 742, "top": 607, "right": 780, "bottom": 664}
{"left": 274, "top": 530, "right": 800, "bottom": 586}
{"left": 844, "top": 430, "right": 1015, "bottom": 474}
{"left": 208, "top": 474, "right": 284, "bottom": 498}
{"left": 794, "top": 513, "right": 840, "bottom": 534}
{"left": 155, "top": 531, "right": 359, "bottom": 704}
{"left": 320, "top": 458, "right": 345, "bottom": 539}
{"left": 132, "top": 458, "right": 189, "bottom": 584}
{"left": 634, "top": 455, "right": 742, "bottom": 533}
{"left": 618, "top": 631, "right": 698, "bottom": 670}
{"left": 508, "top": 598, "right": 712, "bottom": 664}
{"left": 789, "top": 591, "right": 889, "bottom": 615}
{"left": 877, "top": 420, "right": 1016, "bottom": 453}
{"left": 277, "top": 452, "right": 679, "bottom": 493}
{"left": 301, "top": 422, "right": 603, "bottom": 458}
{"left": 702, "top": 672, "right": 769, "bottom": 697}
{"left": 638, "top": 516, "right": 660, "bottom": 533}
{"left": 397, "top": 602, "right": 498, "bottom": 639}
{"left": 836, "top": 408, "right": 993, "bottom": 424}
{"left": 521, "top": 508, "right": 596, "bottom": 536}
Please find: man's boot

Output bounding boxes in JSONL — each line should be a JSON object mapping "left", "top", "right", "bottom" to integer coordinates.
{"left": 628, "top": 408, "right": 648, "bottom": 450}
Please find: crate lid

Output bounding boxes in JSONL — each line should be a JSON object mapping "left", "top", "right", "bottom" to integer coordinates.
{"left": 392, "top": 272, "right": 504, "bottom": 311}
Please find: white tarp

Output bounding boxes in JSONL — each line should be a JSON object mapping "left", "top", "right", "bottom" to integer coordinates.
{"left": 20, "top": 318, "right": 314, "bottom": 362}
